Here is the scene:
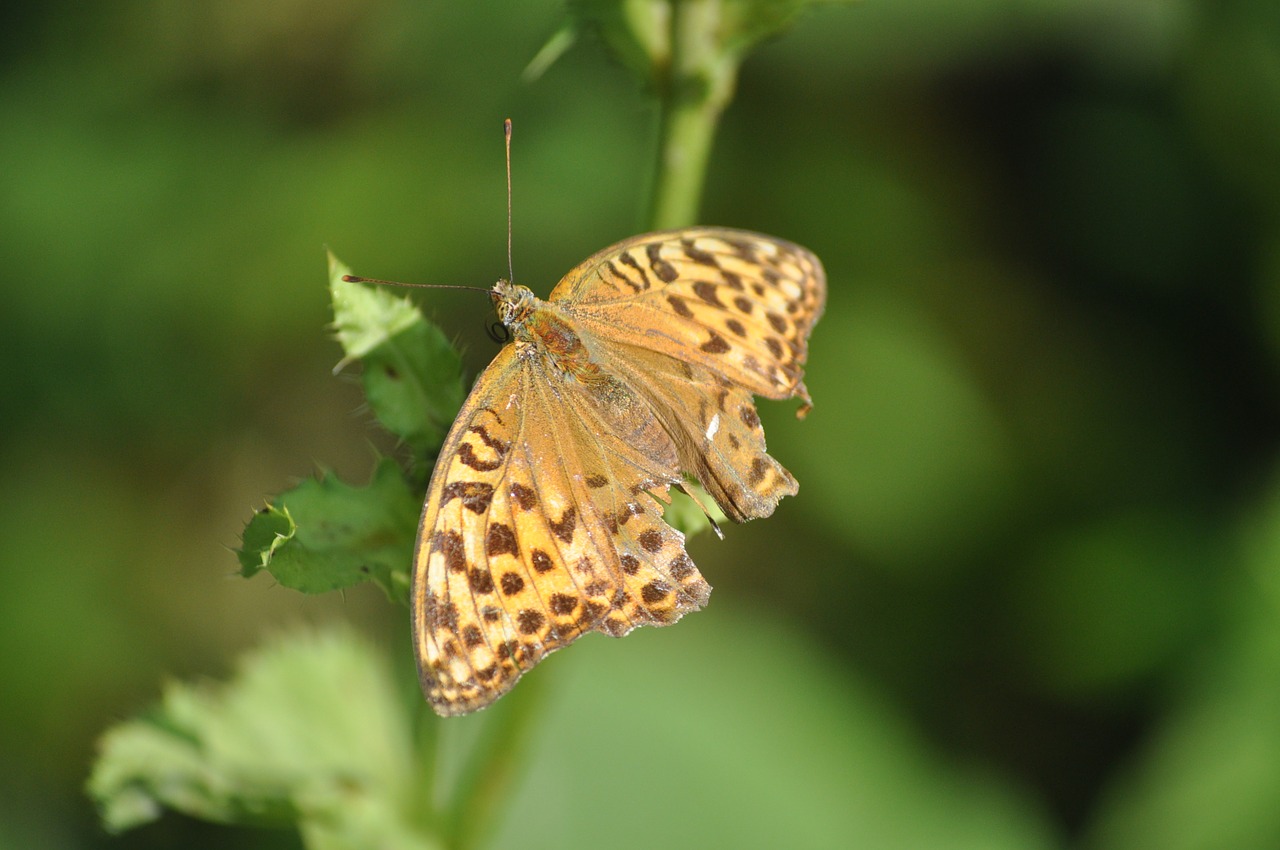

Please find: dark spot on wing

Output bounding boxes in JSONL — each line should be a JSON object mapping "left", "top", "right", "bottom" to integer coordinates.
{"left": 647, "top": 242, "right": 678, "bottom": 283}
{"left": 606, "top": 259, "right": 643, "bottom": 293}
{"left": 500, "top": 571, "right": 525, "bottom": 596}
{"left": 517, "top": 609, "right": 545, "bottom": 635}
{"left": 509, "top": 481, "right": 538, "bottom": 510}
{"left": 693, "top": 280, "right": 722, "bottom": 308}
{"left": 638, "top": 529, "right": 664, "bottom": 553}
{"left": 485, "top": 523, "right": 518, "bottom": 557}
{"left": 441, "top": 481, "right": 494, "bottom": 514}
{"left": 619, "top": 251, "right": 651, "bottom": 289}
{"left": 682, "top": 240, "right": 720, "bottom": 267}
{"left": 469, "top": 424, "right": 509, "bottom": 454}
{"left": 667, "top": 295, "right": 694, "bottom": 318}
{"left": 701, "top": 333, "right": 731, "bottom": 354}
{"left": 423, "top": 594, "right": 459, "bottom": 632}
{"left": 641, "top": 580, "right": 672, "bottom": 604}
{"left": 431, "top": 530, "right": 467, "bottom": 574}
{"left": 669, "top": 553, "right": 696, "bottom": 581}
{"left": 469, "top": 567, "right": 495, "bottom": 594}
{"left": 457, "top": 441, "right": 501, "bottom": 472}
{"left": 531, "top": 548, "right": 554, "bottom": 573}
{"left": 550, "top": 593, "right": 578, "bottom": 615}
{"left": 549, "top": 506, "right": 577, "bottom": 543}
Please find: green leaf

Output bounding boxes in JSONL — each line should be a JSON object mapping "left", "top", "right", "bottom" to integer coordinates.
{"left": 329, "top": 251, "right": 423, "bottom": 361}
{"left": 87, "top": 629, "right": 436, "bottom": 849}
{"left": 237, "top": 458, "right": 419, "bottom": 605}
{"left": 329, "top": 250, "right": 466, "bottom": 460}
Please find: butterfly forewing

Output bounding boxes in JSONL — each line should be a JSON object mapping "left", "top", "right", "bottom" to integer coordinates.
{"left": 549, "top": 228, "right": 826, "bottom": 410}
{"left": 552, "top": 228, "right": 824, "bottom": 521}
{"left": 412, "top": 227, "right": 824, "bottom": 715}
{"left": 413, "top": 313, "right": 713, "bottom": 714}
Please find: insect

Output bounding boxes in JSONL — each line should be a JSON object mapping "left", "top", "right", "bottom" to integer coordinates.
{"left": 348, "top": 126, "right": 826, "bottom": 715}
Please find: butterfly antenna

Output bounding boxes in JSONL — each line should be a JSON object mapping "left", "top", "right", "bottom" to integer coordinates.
{"left": 504, "top": 118, "right": 514, "bottom": 285}
{"left": 339, "top": 275, "right": 493, "bottom": 295}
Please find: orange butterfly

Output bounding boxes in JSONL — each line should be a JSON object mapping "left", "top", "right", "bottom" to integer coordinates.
{"left": 402, "top": 227, "right": 825, "bottom": 715}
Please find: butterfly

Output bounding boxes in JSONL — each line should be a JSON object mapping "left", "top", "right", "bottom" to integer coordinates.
{"left": 409, "top": 227, "right": 825, "bottom": 715}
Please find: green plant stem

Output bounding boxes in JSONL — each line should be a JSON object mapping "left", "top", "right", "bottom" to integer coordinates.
{"left": 647, "top": 0, "right": 740, "bottom": 231}
{"left": 407, "top": 650, "right": 442, "bottom": 840}
{"left": 443, "top": 669, "right": 550, "bottom": 850}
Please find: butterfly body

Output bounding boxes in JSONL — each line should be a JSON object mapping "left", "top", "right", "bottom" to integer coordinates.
{"left": 413, "top": 228, "right": 825, "bottom": 715}
{"left": 497, "top": 286, "right": 610, "bottom": 389}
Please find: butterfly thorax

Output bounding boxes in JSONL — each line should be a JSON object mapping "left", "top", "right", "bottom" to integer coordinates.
{"left": 492, "top": 279, "right": 609, "bottom": 386}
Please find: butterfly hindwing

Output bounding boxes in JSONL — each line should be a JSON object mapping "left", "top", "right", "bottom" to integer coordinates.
{"left": 602, "top": 340, "right": 799, "bottom": 522}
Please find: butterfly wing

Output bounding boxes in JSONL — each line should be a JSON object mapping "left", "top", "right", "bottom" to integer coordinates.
{"left": 547, "top": 228, "right": 826, "bottom": 521}
{"left": 413, "top": 331, "right": 711, "bottom": 715}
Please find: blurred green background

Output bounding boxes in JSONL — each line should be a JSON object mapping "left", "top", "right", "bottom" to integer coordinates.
{"left": 5, "top": 1, "right": 1280, "bottom": 848}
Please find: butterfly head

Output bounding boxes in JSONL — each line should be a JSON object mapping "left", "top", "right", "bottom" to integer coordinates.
{"left": 491, "top": 279, "right": 538, "bottom": 333}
